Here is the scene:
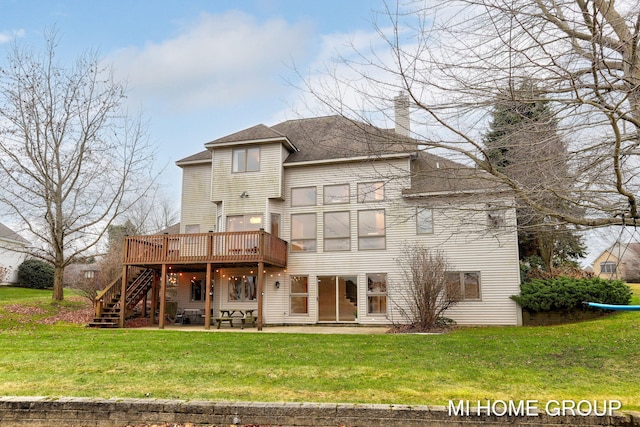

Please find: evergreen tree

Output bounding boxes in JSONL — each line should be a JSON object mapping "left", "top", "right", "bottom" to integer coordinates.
{"left": 484, "top": 84, "right": 584, "bottom": 271}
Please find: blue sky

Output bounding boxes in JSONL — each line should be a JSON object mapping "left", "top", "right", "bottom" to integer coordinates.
{"left": 0, "top": 0, "right": 384, "bottom": 198}
{"left": 0, "top": 1, "right": 617, "bottom": 264}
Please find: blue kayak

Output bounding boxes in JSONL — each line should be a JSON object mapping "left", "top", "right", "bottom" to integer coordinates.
{"left": 586, "top": 302, "right": 640, "bottom": 311}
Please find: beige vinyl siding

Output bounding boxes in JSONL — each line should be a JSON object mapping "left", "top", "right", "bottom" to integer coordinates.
{"left": 212, "top": 143, "right": 283, "bottom": 206}
{"left": 180, "top": 163, "right": 216, "bottom": 233}
{"left": 273, "top": 159, "right": 521, "bottom": 326}
{"left": 178, "top": 150, "right": 521, "bottom": 326}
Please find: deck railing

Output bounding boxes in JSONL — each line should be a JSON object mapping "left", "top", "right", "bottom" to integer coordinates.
{"left": 122, "top": 230, "right": 288, "bottom": 267}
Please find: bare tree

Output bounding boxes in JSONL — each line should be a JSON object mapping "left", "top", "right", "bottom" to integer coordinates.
{"left": 394, "top": 245, "right": 459, "bottom": 331}
{"left": 306, "top": 0, "right": 640, "bottom": 228}
{"left": 0, "top": 32, "right": 157, "bottom": 301}
{"left": 123, "top": 188, "right": 180, "bottom": 235}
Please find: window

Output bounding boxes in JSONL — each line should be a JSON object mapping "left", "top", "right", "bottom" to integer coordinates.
{"left": 190, "top": 279, "right": 205, "bottom": 301}
{"left": 358, "top": 209, "right": 385, "bottom": 250}
{"left": 417, "top": 208, "right": 433, "bottom": 234}
{"left": 184, "top": 224, "right": 200, "bottom": 234}
{"left": 84, "top": 270, "right": 96, "bottom": 279}
{"left": 324, "top": 184, "right": 349, "bottom": 204}
{"left": 357, "top": 182, "right": 384, "bottom": 202}
{"left": 228, "top": 275, "right": 257, "bottom": 301}
{"left": 232, "top": 147, "right": 260, "bottom": 172}
{"left": 291, "top": 213, "right": 316, "bottom": 251}
{"left": 487, "top": 205, "right": 505, "bottom": 228}
{"left": 445, "top": 272, "right": 481, "bottom": 301}
{"left": 291, "top": 186, "right": 316, "bottom": 206}
{"left": 290, "top": 275, "right": 309, "bottom": 314}
{"left": 227, "top": 214, "right": 263, "bottom": 231}
{"left": 367, "top": 273, "right": 387, "bottom": 314}
{"left": 600, "top": 262, "right": 617, "bottom": 274}
{"left": 324, "top": 211, "right": 350, "bottom": 251}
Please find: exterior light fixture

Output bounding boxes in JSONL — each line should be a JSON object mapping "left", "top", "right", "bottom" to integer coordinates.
{"left": 275, "top": 281, "right": 280, "bottom": 289}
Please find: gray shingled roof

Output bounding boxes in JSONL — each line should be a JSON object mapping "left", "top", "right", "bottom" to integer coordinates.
{"left": 207, "top": 124, "right": 287, "bottom": 145}
{"left": 405, "top": 152, "right": 506, "bottom": 195}
{"left": 0, "top": 223, "right": 29, "bottom": 245}
{"left": 176, "top": 115, "right": 506, "bottom": 195}
{"left": 177, "top": 115, "right": 417, "bottom": 165}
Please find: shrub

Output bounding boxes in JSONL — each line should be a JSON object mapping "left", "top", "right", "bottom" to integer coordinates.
{"left": 17, "top": 259, "right": 55, "bottom": 289}
{"left": 511, "top": 277, "right": 632, "bottom": 312}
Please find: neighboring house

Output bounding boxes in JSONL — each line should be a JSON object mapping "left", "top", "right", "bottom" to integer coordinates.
{"left": 98, "top": 104, "right": 522, "bottom": 328}
{"left": 592, "top": 243, "right": 640, "bottom": 282}
{"left": 0, "top": 223, "right": 29, "bottom": 285}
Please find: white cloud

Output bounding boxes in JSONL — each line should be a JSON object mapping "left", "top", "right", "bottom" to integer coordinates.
{"left": 110, "top": 11, "right": 313, "bottom": 112}
{"left": 0, "top": 29, "right": 25, "bottom": 44}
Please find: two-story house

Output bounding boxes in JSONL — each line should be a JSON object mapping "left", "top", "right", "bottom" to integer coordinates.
{"left": 95, "top": 107, "right": 522, "bottom": 329}
{"left": 0, "top": 223, "right": 29, "bottom": 285}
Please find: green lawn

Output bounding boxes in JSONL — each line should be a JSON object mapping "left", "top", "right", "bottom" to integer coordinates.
{"left": 0, "top": 285, "right": 639, "bottom": 410}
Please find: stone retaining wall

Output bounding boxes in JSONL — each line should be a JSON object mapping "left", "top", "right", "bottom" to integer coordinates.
{"left": 1, "top": 397, "right": 639, "bottom": 427}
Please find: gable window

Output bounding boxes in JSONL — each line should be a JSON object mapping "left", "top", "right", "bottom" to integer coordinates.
{"left": 417, "top": 207, "right": 433, "bottom": 234}
{"left": 291, "top": 186, "right": 317, "bottom": 207}
{"left": 357, "top": 182, "right": 384, "bottom": 203}
{"left": 232, "top": 147, "right": 260, "bottom": 172}
{"left": 487, "top": 204, "right": 505, "bottom": 228}
{"left": 324, "top": 211, "right": 350, "bottom": 251}
{"left": 600, "top": 262, "right": 617, "bottom": 274}
{"left": 358, "top": 209, "right": 385, "bottom": 250}
{"left": 367, "top": 273, "right": 387, "bottom": 314}
{"left": 324, "top": 184, "right": 350, "bottom": 204}
{"left": 291, "top": 213, "right": 316, "bottom": 251}
{"left": 228, "top": 275, "right": 257, "bottom": 301}
{"left": 190, "top": 278, "right": 205, "bottom": 301}
{"left": 446, "top": 271, "right": 481, "bottom": 301}
{"left": 290, "top": 275, "right": 309, "bottom": 315}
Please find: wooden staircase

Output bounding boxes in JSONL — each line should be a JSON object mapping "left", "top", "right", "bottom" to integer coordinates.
{"left": 89, "top": 268, "right": 155, "bottom": 328}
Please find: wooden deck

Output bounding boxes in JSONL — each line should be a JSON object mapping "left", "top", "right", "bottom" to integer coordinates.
{"left": 122, "top": 230, "right": 287, "bottom": 268}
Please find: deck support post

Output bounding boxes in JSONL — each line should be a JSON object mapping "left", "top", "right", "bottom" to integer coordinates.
{"left": 119, "top": 266, "right": 127, "bottom": 328}
{"left": 159, "top": 264, "right": 167, "bottom": 329}
{"left": 205, "top": 263, "right": 212, "bottom": 330}
{"left": 258, "top": 261, "right": 264, "bottom": 331}
{"left": 150, "top": 271, "right": 158, "bottom": 325}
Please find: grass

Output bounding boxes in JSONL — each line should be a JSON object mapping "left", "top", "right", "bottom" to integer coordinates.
{"left": 0, "top": 285, "right": 639, "bottom": 411}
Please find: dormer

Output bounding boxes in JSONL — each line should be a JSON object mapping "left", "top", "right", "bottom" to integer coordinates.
{"left": 205, "top": 124, "right": 298, "bottom": 202}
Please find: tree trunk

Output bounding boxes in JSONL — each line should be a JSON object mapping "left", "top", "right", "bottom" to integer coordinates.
{"left": 52, "top": 265, "right": 64, "bottom": 301}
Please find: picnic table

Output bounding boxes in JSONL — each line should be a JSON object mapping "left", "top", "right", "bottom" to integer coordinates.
{"left": 214, "top": 309, "right": 257, "bottom": 329}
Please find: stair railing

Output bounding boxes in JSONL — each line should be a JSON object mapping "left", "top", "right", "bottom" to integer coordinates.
{"left": 94, "top": 275, "right": 122, "bottom": 318}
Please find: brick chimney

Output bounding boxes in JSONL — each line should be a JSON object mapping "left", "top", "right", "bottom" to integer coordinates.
{"left": 394, "top": 93, "right": 410, "bottom": 137}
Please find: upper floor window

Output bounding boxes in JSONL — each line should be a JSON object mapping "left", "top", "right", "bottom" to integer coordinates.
{"left": 232, "top": 147, "right": 260, "bottom": 172}
{"left": 291, "top": 213, "right": 317, "bottom": 252}
{"left": 357, "top": 182, "right": 385, "bottom": 202}
{"left": 358, "top": 209, "right": 385, "bottom": 250}
{"left": 324, "top": 211, "right": 350, "bottom": 251}
{"left": 487, "top": 204, "right": 506, "bottom": 229}
{"left": 324, "top": 184, "right": 350, "bottom": 204}
{"left": 416, "top": 207, "right": 433, "bottom": 234}
{"left": 600, "top": 262, "right": 617, "bottom": 274}
{"left": 291, "top": 186, "right": 316, "bottom": 207}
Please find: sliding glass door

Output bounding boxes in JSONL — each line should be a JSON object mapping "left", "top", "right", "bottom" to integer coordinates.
{"left": 317, "top": 275, "right": 357, "bottom": 322}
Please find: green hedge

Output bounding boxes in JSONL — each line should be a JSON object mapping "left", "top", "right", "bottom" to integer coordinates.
{"left": 17, "top": 259, "right": 54, "bottom": 289}
{"left": 511, "top": 277, "right": 632, "bottom": 312}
